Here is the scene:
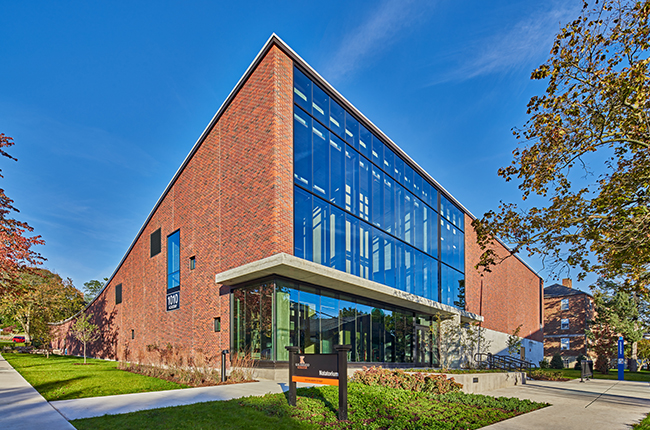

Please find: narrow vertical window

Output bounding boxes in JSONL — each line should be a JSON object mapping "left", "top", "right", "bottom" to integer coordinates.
{"left": 150, "top": 228, "right": 161, "bottom": 257}
{"left": 214, "top": 317, "right": 221, "bottom": 332}
{"left": 131, "top": 329, "right": 135, "bottom": 340}
{"left": 115, "top": 283, "right": 122, "bottom": 304}
{"left": 189, "top": 256, "right": 196, "bottom": 270}
{"left": 167, "top": 230, "right": 180, "bottom": 291}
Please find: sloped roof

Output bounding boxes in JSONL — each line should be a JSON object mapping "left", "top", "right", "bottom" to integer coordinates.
{"left": 544, "top": 283, "right": 592, "bottom": 298}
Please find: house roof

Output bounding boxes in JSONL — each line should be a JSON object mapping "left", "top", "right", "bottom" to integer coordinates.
{"left": 544, "top": 283, "right": 592, "bottom": 298}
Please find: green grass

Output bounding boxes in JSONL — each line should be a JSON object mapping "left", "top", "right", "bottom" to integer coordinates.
{"left": 558, "top": 368, "right": 650, "bottom": 382}
{"left": 72, "top": 383, "right": 547, "bottom": 430}
{"left": 634, "top": 413, "right": 650, "bottom": 429}
{"left": 3, "top": 352, "right": 187, "bottom": 400}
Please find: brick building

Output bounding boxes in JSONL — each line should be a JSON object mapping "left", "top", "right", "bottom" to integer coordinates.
{"left": 52, "top": 35, "right": 544, "bottom": 374}
{"left": 544, "top": 279, "right": 595, "bottom": 365}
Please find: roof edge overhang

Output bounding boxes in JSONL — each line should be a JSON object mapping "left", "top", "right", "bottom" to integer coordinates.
{"left": 215, "top": 252, "right": 482, "bottom": 324}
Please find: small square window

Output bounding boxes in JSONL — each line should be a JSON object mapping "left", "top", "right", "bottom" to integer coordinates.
{"left": 561, "top": 318, "right": 569, "bottom": 330}
{"left": 213, "top": 317, "right": 221, "bottom": 332}
{"left": 561, "top": 298, "right": 569, "bottom": 310}
{"left": 561, "top": 338, "right": 570, "bottom": 350}
{"left": 189, "top": 256, "right": 196, "bottom": 270}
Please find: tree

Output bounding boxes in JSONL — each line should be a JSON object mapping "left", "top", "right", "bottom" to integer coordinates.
{"left": 70, "top": 312, "right": 99, "bottom": 364}
{"left": 83, "top": 277, "right": 108, "bottom": 303}
{"left": 506, "top": 324, "right": 523, "bottom": 357}
{"left": 550, "top": 353, "right": 565, "bottom": 369}
{"left": 0, "top": 133, "right": 44, "bottom": 287}
{"left": 0, "top": 269, "right": 85, "bottom": 343}
{"left": 588, "top": 278, "right": 646, "bottom": 373}
{"left": 472, "top": 0, "right": 650, "bottom": 292}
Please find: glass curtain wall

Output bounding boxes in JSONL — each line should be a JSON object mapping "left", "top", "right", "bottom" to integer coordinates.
{"left": 294, "top": 66, "right": 465, "bottom": 308}
{"left": 232, "top": 279, "right": 439, "bottom": 366}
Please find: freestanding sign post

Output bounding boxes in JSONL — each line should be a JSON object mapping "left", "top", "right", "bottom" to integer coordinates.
{"left": 618, "top": 336, "right": 624, "bottom": 381}
{"left": 285, "top": 345, "right": 351, "bottom": 420}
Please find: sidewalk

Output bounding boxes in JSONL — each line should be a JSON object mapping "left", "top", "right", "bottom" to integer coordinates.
{"left": 0, "top": 353, "right": 75, "bottom": 430}
{"left": 51, "top": 380, "right": 293, "bottom": 420}
{"left": 481, "top": 378, "right": 650, "bottom": 429}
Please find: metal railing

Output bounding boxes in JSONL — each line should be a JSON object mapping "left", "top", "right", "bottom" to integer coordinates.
{"left": 474, "top": 353, "right": 537, "bottom": 372}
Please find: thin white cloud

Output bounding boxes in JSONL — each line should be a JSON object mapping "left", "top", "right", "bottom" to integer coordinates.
{"left": 428, "top": 3, "right": 581, "bottom": 85}
{"left": 322, "top": 0, "right": 432, "bottom": 81}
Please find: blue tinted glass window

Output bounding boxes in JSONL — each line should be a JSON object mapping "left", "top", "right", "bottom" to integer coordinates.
{"left": 293, "top": 67, "right": 311, "bottom": 112}
{"left": 167, "top": 230, "right": 180, "bottom": 290}
{"left": 358, "top": 124, "right": 371, "bottom": 159}
{"left": 403, "top": 164, "right": 413, "bottom": 193}
{"left": 294, "top": 188, "right": 313, "bottom": 261}
{"left": 312, "top": 121, "right": 329, "bottom": 197}
{"left": 359, "top": 222, "right": 371, "bottom": 279}
{"left": 413, "top": 198, "right": 423, "bottom": 250}
{"left": 345, "top": 214, "right": 359, "bottom": 276}
{"left": 329, "top": 133, "right": 345, "bottom": 206}
{"left": 383, "top": 148, "right": 394, "bottom": 177}
{"left": 383, "top": 175, "right": 395, "bottom": 235}
{"left": 413, "top": 250, "right": 424, "bottom": 298}
{"left": 371, "top": 166, "right": 383, "bottom": 228}
{"left": 403, "top": 193, "right": 413, "bottom": 245}
{"left": 320, "top": 292, "right": 339, "bottom": 353}
{"left": 413, "top": 174, "right": 422, "bottom": 201}
{"left": 312, "top": 83, "right": 329, "bottom": 125}
{"left": 345, "top": 146, "right": 358, "bottom": 214}
{"left": 372, "top": 135, "right": 384, "bottom": 169}
{"left": 293, "top": 109, "right": 311, "bottom": 187}
{"left": 394, "top": 156, "right": 404, "bottom": 186}
{"left": 358, "top": 157, "right": 371, "bottom": 221}
{"left": 344, "top": 113, "right": 359, "bottom": 148}
{"left": 383, "top": 234, "right": 395, "bottom": 288}
{"left": 441, "top": 219, "right": 463, "bottom": 271}
{"left": 441, "top": 265, "right": 464, "bottom": 309}
{"left": 330, "top": 205, "right": 346, "bottom": 272}
{"left": 428, "top": 183, "right": 438, "bottom": 209}
{"left": 312, "top": 197, "right": 329, "bottom": 265}
{"left": 329, "top": 99, "right": 345, "bottom": 138}
{"left": 441, "top": 195, "right": 464, "bottom": 231}
{"left": 371, "top": 228, "right": 384, "bottom": 285}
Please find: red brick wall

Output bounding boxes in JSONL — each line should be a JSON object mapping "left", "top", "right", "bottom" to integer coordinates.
{"left": 52, "top": 44, "right": 294, "bottom": 365}
{"left": 543, "top": 293, "right": 594, "bottom": 358}
{"left": 464, "top": 214, "right": 543, "bottom": 342}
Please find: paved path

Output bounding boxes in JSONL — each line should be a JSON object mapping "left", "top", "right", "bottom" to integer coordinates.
{"left": 482, "top": 378, "right": 650, "bottom": 429}
{"left": 51, "top": 380, "right": 294, "bottom": 420}
{"left": 0, "top": 353, "right": 75, "bottom": 430}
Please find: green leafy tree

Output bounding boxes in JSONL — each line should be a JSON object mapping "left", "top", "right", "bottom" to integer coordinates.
{"left": 506, "top": 324, "right": 523, "bottom": 357}
{"left": 472, "top": 0, "right": 650, "bottom": 292}
{"left": 82, "top": 277, "right": 108, "bottom": 303}
{"left": 70, "top": 312, "right": 99, "bottom": 364}
{"left": 588, "top": 278, "right": 645, "bottom": 373}
{"left": 550, "top": 353, "right": 564, "bottom": 369}
{"left": 0, "top": 269, "right": 85, "bottom": 343}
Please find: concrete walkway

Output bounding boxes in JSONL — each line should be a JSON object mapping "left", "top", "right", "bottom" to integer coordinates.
{"left": 51, "top": 380, "right": 294, "bottom": 420}
{"left": 482, "top": 378, "right": 650, "bottom": 429}
{"left": 0, "top": 353, "right": 75, "bottom": 430}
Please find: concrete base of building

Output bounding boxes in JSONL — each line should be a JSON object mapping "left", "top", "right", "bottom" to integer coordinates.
{"left": 440, "top": 372, "right": 526, "bottom": 394}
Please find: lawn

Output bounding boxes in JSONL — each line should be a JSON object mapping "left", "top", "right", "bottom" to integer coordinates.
{"left": 3, "top": 352, "right": 186, "bottom": 400}
{"left": 559, "top": 368, "right": 650, "bottom": 382}
{"left": 72, "top": 383, "right": 547, "bottom": 430}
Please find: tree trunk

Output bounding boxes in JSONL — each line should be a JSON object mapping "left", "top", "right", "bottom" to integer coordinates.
{"left": 83, "top": 341, "right": 87, "bottom": 364}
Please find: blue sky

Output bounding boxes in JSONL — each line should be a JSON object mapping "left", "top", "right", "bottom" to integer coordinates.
{"left": 0, "top": 0, "right": 592, "bottom": 292}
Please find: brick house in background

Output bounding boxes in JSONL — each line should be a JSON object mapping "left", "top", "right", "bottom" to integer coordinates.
{"left": 544, "top": 279, "right": 595, "bottom": 365}
{"left": 51, "top": 34, "right": 544, "bottom": 376}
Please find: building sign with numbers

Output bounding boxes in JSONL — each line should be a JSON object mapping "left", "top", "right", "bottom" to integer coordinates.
{"left": 166, "top": 289, "right": 180, "bottom": 311}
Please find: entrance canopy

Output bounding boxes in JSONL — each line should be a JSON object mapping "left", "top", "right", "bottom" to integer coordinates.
{"left": 215, "top": 253, "right": 481, "bottom": 323}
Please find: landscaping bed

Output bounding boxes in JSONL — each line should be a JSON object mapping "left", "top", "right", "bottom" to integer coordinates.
{"left": 72, "top": 383, "right": 547, "bottom": 430}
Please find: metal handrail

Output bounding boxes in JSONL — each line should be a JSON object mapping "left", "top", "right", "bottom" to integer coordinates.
{"left": 474, "top": 352, "right": 537, "bottom": 371}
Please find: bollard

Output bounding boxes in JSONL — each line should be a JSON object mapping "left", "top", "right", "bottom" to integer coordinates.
{"left": 285, "top": 346, "right": 299, "bottom": 406}
{"left": 334, "top": 345, "right": 351, "bottom": 421}
{"left": 221, "top": 349, "right": 229, "bottom": 382}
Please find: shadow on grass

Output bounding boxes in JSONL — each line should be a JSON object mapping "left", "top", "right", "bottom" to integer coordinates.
{"left": 33, "top": 375, "right": 90, "bottom": 400}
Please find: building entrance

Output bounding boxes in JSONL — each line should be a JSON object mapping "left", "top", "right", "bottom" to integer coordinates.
{"left": 415, "top": 325, "right": 433, "bottom": 366}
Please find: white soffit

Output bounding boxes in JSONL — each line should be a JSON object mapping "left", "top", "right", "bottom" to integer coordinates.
{"left": 215, "top": 253, "right": 482, "bottom": 323}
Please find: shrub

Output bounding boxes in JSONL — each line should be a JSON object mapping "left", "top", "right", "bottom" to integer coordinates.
{"left": 550, "top": 353, "right": 564, "bottom": 369}
{"left": 527, "top": 369, "right": 568, "bottom": 381}
{"left": 350, "top": 366, "right": 463, "bottom": 394}
{"left": 574, "top": 354, "right": 587, "bottom": 370}
{"left": 539, "top": 358, "right": 550, "bottom": 369}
